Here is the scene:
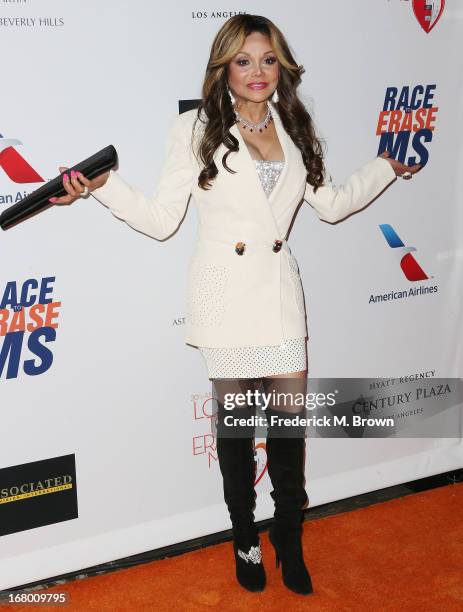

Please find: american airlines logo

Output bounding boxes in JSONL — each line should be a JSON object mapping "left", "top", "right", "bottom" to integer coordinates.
{"left": 379, "top": 223, "right": 429, "bottom": 281}
{"left": 0, "top": 133, "right": 43, "bottom": 184}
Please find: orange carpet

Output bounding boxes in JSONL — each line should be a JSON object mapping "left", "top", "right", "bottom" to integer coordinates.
{"left": 1, "top": 483, "right": 462, "bottom": 611}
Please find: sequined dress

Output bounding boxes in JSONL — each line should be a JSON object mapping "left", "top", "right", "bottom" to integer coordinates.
{"left": 197, "top": 160, "right": 307, "bottom": 379}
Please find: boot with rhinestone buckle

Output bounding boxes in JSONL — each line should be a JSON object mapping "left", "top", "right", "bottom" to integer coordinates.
{"left": 214, "top": 380, "right": 266, "bottom": 592}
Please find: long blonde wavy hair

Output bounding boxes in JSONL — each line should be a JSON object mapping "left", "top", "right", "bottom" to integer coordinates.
{"left": 192, "top": 14, "right": 326, "bottom": 193}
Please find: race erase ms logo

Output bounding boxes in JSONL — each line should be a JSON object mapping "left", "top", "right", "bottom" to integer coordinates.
{"left": 0, "top": 277, "right": 61, "bottom": 380}
{"left": 412, "top": 1, "right": 445, "bottom": 33}
{"left": 0, "top": 133, "right": 43, "bottom": 183}
{"left": 377, "top": 84, "right": 438, "bottom": 167}
{"left": 379, "top": 224, "right": 429, "bottom": 281}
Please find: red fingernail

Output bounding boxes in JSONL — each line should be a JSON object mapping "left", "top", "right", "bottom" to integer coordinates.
{"left": 63, "top": 174, "right": 69, "bottom": 182}
{"left": 49, "top": 197, "right": 57, "bottom": 203}
{"left": 71, "top": 170, "right": 76, "bottom": 178}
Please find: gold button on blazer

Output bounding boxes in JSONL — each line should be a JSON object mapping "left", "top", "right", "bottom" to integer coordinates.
{"left": 91, "top": 105, "right": 397, "bottom": 348}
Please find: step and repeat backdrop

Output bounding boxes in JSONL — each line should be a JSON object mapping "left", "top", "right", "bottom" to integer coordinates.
{"left": 1, "top": 0, "right": 462, "bottom": 590}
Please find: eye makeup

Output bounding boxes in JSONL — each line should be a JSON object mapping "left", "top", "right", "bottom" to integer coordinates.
{"left": 235, "top": 56, "right": 277, "bottom": 67}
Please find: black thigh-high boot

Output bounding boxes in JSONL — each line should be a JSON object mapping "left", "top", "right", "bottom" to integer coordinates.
{"left": 261, "top": 375, "right": 313, "bottom": 595}
{"left": 213, "top": 378, "right": 266, "bottom": 592}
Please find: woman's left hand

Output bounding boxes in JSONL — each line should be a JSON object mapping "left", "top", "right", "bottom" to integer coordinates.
{"left": 378, "top": 150, "right": 422, "bottom": 178}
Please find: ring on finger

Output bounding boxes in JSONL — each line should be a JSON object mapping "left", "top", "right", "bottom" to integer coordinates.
{"left": 80, "top": 186, "right": 90, "bottom": 198}
{"left": 401, "top": 171, "right": 413, "bottom": 180}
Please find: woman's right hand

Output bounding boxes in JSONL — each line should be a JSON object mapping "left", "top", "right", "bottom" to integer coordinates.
{"left": 49, "top": 167, "right": 111, "bottom": 205}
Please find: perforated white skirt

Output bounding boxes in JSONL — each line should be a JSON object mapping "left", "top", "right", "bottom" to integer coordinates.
{"left": 198, "top": 336, "right": 307, "bottom": 379}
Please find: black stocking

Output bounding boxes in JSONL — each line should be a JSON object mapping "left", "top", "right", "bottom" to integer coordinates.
{"left": 212, "top": 377, "right": 260, "bottom": 439}
{"left": 260, "top": 374, "right": 309, "bottom": 437}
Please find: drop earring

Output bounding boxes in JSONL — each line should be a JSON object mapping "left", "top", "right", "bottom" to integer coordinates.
{"left": 272, "top": 89, "right": 279, "bottom": 104}
{"left": 227, "top": 87, "right": 236, "bottom": 105}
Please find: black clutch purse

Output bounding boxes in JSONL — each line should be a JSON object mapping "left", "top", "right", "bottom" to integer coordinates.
{"left": 0, "top": 144, "right": 118, "bottom": 231}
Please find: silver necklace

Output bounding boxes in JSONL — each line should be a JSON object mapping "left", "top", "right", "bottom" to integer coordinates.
{"left": 234, "top": 104, "right": 273, "bottom": 133}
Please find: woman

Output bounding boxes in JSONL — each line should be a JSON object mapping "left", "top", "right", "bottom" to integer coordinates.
{"left": 51, "top": 14, "right": 421, "bottom": 596}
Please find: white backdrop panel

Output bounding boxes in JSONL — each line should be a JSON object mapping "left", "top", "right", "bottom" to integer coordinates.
{"left": 0, "top": 0, "right": 461, "bottom": 589}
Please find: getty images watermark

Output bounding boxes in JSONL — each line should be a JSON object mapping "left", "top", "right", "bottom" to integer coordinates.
{"left": 210, "top": 377, "right": 463, "bottom": 438}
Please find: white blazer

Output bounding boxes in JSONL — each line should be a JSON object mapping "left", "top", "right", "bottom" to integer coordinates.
{"left": 91, "top": 104, "right": 397, "bottom": 348}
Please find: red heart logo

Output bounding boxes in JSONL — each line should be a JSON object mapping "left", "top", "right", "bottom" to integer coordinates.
{"left": 412, "top": 0, "right": 445, "bottom": 34}
{"left": 254, "top": 442, "right": 268, "bottom": 486}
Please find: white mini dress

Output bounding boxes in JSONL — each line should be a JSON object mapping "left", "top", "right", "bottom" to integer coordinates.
{"left": 198, "top": 160, "right": 307, "bottom": 380}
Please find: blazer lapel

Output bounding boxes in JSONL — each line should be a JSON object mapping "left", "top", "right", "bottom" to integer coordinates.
{"left": 227, "top": 103, "right": 306, "bottom": 239}
{"left": 269, "top": 106, "right": 308, "bottom": 224}
{"left": 267, "top": 105, "right": 294, "bottom": 210}
{"left": 229, "top": 121, "right": 280, "bottom": 237}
